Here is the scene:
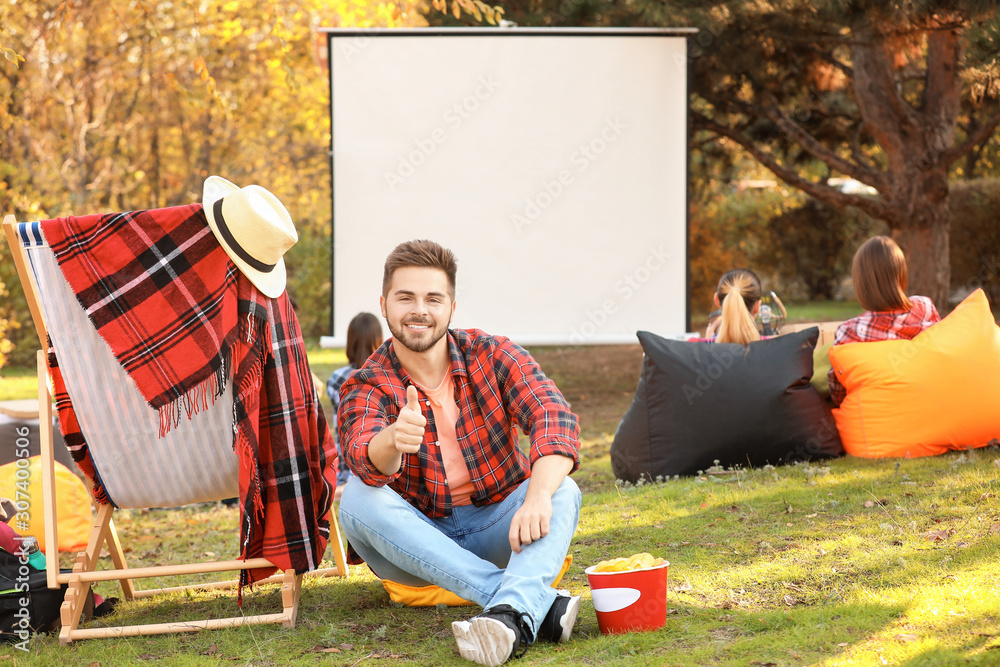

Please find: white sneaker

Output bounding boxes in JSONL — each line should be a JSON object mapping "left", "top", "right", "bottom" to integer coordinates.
{"left": 539, "top": 593, "right": 581, "bottom": 643}
{"left": 452, "top": 604, "right": 531, "bottom": 666}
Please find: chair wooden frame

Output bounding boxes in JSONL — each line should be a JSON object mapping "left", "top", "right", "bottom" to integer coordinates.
{"left": 4, "top": 214, "right": 348, "bottom": 644}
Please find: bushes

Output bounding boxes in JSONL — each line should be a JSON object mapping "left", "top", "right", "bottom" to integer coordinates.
{"left": 689, "top": 187, "right": 796, "bottom": 318}
{"left": 0, "top": 239, "right": 34, "bottom": 370}
{"left": 689, "top": 204, "right": 751, "bottom": 320}
{"left": 0, "top": 284, "right": 14, "bottom": 372}
{"left": 694, "top": 178, "right": 999, "bottom": 312}
{"left": 689, "top": 186, "right": 866, "bottom": 313}
{"left": 285, "top": 223, "right": 332, "bottom": 343}
{"left": 756, "top": 198, "right": 882, "bottom": 301}
{"left": 949, "top": 178, "right": 1000, "bottom": 304}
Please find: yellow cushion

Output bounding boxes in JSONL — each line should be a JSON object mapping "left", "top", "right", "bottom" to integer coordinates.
{"left": 381, "top": 554, "right": 573, "bottom": 607}
{"left": 830, "top": 289, "right": 1000, "bottom": 458}
{"left": 811, "top": 342, "right": 833, "bottom": 397}
{"left": 0, "top": 456, "right": 92, "bottom": 551}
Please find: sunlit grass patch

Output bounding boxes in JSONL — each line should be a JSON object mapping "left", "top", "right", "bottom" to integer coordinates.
{"left": 305, "top": 346, "right": 347, "bottom": 371}
{"left": 0, "top": 366, "right": 38, "bottom": 401}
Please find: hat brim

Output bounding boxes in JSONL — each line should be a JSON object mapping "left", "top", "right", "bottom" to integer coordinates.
{"left": 203, "top": 175, "right": 287, "bottom": 299}
{"left": 204, "top": 175, "right": 239, "bottom": 208}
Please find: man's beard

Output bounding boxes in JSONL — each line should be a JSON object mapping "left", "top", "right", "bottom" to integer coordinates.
{"left": 388, "top": 316, "right": 450, "bottom": 353}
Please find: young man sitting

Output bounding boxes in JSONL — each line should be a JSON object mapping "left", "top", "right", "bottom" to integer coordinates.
{"left": 337, "top": 240, "right": 582, "bottom": 667}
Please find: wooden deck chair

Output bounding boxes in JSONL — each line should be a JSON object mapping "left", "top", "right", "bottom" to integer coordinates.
{"left": 3, "top": 215, "right": 348, "bottom": 644}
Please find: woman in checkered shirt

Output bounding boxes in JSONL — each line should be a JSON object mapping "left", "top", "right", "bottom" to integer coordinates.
{"left": 327, "top": 312, "right": 384, "bottom": 490}
{"left": 827, "top": 236, "right": 941, "bottom": 405}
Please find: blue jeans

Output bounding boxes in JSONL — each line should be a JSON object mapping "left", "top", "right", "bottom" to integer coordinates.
{"left": 338, "top": 475, "right": 582, "bottom": 640}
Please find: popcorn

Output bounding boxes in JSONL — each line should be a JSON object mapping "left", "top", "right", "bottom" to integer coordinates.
{"left": 592, "top": 552, "right": 664, "bottom": 572}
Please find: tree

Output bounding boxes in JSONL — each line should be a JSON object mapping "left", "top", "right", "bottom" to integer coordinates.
{"left": 0, "top": 0, "right": 445, "bottom": 361}
{"left": 501, "top": 1, "right": 1000, "bottom": 308}
{"left": 691, "top": 3, "right": 1000, "bottom": 308}
{"left": 761, "top": 198, "right": 882, "bottom": 301}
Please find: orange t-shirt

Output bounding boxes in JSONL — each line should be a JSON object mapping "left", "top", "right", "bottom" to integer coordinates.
{"left": 418, "top": 373, "right": 474, "bottom": 506}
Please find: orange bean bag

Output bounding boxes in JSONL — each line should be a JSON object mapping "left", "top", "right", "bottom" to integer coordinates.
{"left": 829, "top": 289, "right": 1000, "bottom": 458}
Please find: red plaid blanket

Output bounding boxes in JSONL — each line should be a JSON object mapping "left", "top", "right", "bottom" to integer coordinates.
{"left": 42, "top": 206, "right": 336, "bottom": 592}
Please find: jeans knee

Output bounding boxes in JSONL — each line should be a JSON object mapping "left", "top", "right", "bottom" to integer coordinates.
{"left": 337, "top": 476, "right": 363, "bottom": 516}
{"left": 339, "top": 478, "right": 387, "bottom": 524}
{"left": 555, "top": 476, "right": 582, "bottom": 512}
{"left": 339, "top": 479, "right": 420, "bottom": 530}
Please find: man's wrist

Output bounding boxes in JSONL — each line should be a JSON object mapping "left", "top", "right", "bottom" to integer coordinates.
{"left": 369, "top": 424, "right": 403, "bottom": 476}
{"left": 525, "top": 454, "right": 574, "bottom": 499}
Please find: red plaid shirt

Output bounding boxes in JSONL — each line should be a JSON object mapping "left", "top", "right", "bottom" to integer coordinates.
{"left": 828, "top": 295, "right": 940, "bottom": 405}
{"left": 339, "top": 329, "right": 580, "bottom": 522}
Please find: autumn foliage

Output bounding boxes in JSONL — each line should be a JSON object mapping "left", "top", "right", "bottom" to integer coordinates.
{"left": 0, "top": 0, "right": 489, "bottom": 368}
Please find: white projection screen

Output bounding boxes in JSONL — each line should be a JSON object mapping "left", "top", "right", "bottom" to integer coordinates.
{"left": 323, "top": 27, "right": 694, "bottom": 346}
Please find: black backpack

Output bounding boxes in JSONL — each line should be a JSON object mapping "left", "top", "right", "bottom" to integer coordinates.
{"left": 0, "top": 548, "right": 67, "bottom": 644}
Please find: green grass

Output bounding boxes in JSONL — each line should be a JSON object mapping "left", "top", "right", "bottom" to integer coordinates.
{"left": 0, "top": 365, "right": 38, "bottom": 401}
{"left": 783, "top": 300, "right": 864, "bottom": 324}
{"left": 5, "top": 447, "right": 998, "bottom": 666}
{"left": 690, "top": 300, "right": 863, "bottom": 338}
{"left": 304, "top": 346, "right": 348, "bottom": 376}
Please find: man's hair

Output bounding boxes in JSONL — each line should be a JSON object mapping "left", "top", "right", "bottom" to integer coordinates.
{"left": 345, "top": 312, "right": 384, "bottom": 368}
{"left": 382, "top": 240, "right": 457, "bottom": 299}
{"left": 852, "top": 236, "right": 911, "bottom": 312}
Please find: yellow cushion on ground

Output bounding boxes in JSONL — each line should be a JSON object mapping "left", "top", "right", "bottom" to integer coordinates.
{"left": 830, "top": 289, "right": 1000, "bottom": 458}
{"left": 0, "top": 456, "right": 92, "bottom": 551}
{"left": 811, "top": 341, "right": 833, "bottom": 397}
{"left": 381, "top": 554, "right": 573, "bottom": 607}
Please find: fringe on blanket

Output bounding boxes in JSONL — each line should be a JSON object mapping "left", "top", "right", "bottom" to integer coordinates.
{"left": 156, "top": 347, "right": 232, "bottom": 438}
{"left": 154, "top": 293, "right": 275, "bottom": 439}
{"left": 233, "top": 311, "right": 272, "bottom": 604}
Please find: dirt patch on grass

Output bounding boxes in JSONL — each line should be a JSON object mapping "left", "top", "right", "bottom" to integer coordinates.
{"left": 526, "top": 345, "right": 644, "bottom": 440}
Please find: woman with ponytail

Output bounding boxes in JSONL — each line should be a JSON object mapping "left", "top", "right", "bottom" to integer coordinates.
{"left": 704, "top": 269, "right": 763, "bottom": 345}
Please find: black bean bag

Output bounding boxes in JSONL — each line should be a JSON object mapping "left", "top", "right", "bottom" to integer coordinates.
{"left": 611, "top": 327, "right": 843, "bottom": 482}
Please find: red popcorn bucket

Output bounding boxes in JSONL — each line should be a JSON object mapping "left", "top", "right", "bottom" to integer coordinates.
{"left": 585, "top": 560, "right": 669, "bottom": 634}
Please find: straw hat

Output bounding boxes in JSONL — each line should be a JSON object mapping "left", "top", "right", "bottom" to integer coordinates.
{"left": 203, "top": 176, "right": 298, "bottom": 298}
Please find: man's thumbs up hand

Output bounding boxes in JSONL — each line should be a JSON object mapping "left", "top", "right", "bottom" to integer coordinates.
{"left": 393, "top": 385, "right": 426, "bottom": 454}
{"left": 405, "top": 385, "right": 420, "bottom": 412}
